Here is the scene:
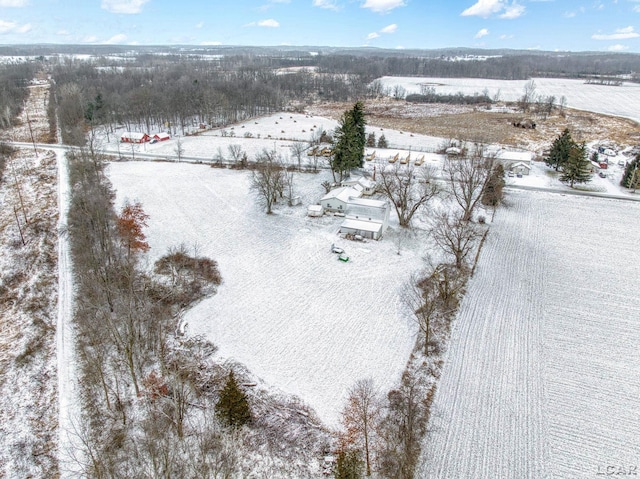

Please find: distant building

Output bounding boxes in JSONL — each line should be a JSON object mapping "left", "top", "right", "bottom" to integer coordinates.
{"left": 120, "top": 132, "right": 150, "bottom": 143}
{"left": 153, "top": 132, "right": 171, "bottom": 142}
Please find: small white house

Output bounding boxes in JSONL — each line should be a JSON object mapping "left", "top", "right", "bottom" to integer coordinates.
{"left": 510, "top": 161, "right": 531, "bottom": 176}
{"left": 320, "top": 186, "right": 362, "bottom": 213}
{"left": 340, "top": 176, "right": 377, "bottom": 195}
{"left": 307, "top": 204, "right": 324, "bottom": 217}
{"left": 495, "top": 149, "right": 533, "bottom": 170}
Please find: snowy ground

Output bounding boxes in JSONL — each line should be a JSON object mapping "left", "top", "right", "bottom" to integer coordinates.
{"left": 378, "top": 76, "right": 640, "bottom": 124}
{"left": 417, "top": 190, "right": 640, "bottom": 478}
{"left": 107, "top": 162, "right": 423, "bottom": 426}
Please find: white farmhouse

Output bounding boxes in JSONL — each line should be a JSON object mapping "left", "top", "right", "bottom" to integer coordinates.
{"left": 494, "top": 149, "right": 533, "bottom": 169}
{"left": 340, "top": 176, "right": 378, "bottom": 196}
{"left": 320, "top": 186, "right": 362, "bottom": 213}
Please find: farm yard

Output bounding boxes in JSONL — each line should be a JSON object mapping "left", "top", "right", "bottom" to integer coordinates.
{"left": 106, "top": 161, "right": 423, "bottom": 426}
{"left": 417, "top": 191, "right": 640, "bottom": 479}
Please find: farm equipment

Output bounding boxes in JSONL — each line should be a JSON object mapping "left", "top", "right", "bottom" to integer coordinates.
{"left": 389, "top": 153, "right": 399, "bottom": 163}
{"left": 414, "top": 155, "right": 425, "bottom": 166}
{"left": 365, "top": 151, "right": 376, "bottom": 161}
{"left": 338, "top": 253, "right": 349, "bottom": 262}
{"left": 307, "top": 146, "right": 319, "bottom": 156}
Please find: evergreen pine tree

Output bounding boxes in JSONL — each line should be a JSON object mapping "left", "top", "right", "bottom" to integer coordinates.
{"left": 377, "top": 134, "right": 388, "bottom": 149}
{"left": 366, "top": 132, "right": 376, "bottom": 148}
{"left": 216, "top": 370, "right": 251, "bottom": 428}
{"left": 560, "top": 143, "right": 592, "bottom": 187}
{"left": 546, "top": 128, "right": 575, "bottom": 171}
{"left": 482, "top": 163, "right": 505, "bottom": 207}
{"left": 621, "top": 154, "right": 640, "bottom": 189}
{"left": 332, "top": 102, "right": 367, "bottom": 181}
{"left": 334, "top": 449, "right": 364, "bottom": 479}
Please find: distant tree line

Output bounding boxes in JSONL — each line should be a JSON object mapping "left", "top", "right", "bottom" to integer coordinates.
{"left": 406, "top": 90, "right": 492, "bottom": 105}
{"left": 50, "top": 57, "right": 374, "bottom": 146}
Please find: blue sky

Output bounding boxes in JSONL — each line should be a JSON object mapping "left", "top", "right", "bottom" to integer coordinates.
{"left": 0, "top": 0, "right": 639, "bottom": 53}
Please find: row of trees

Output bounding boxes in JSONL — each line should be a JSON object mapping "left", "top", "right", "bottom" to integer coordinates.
{"left": 66, "top": 148, "right": 329, "bottom": 477}
{"left": 0, "top": 62, "right": 36, "bottom": 130}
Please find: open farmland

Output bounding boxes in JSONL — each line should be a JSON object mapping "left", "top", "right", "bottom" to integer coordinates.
{"left": 418, "top": 190, "right": 640, "bottom": 478}
{"left": 107, "top": 161, "right": 422, "bottom": 426}
{"left": 379, "top": 76, "right": 640, "bottom": 124}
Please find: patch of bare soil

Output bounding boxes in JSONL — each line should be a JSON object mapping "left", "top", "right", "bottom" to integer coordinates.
{"left": 307, "top": 98, "right": 640, "bottom": 154}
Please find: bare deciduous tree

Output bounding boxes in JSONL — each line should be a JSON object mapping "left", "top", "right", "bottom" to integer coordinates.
{"left": 290, "top": 141, "right": 307, "bottom": 171}
{"left": 250, "top": 150, "right": 285, "bottom": 214}
{"left": 377, "top": 164, "right": 439, "bottom": 228}
{"left": 445, "top": 147, "right": 493, "bottom": 222}
{"left": 431, "top": 211, "right": 482, "bottom": 269}
{"left": 341, "top": 378, "right": 381, "bottom": 476}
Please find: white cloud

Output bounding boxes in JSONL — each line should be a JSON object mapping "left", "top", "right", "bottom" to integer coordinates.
{"left": 380, "top": 23, "right": 397, "bottom": 33}
{"left": 366, "top": 32, "right": 380, "bottom": 40}
{"left": 0, "top": 0, "right": 28, "bottom": 6}
{"left": 462, "top": 0, "right": 504, "bottom": 17}
{"left": 608, "top": 44, "right": 629, "bottom": 51}
{"left": 500, "top": 3, "right": 525, "bottom": 18}
{"left": 258, "top": 18, "right": 280, "bottom": 27}
{"left": 57, "top": 29, "right": 70, "bottom": 36}
{"left": 361, "top": 0, "right": 406, "bottom": 13}
{"left": 101, "top": 0, "right": 150, "bottom": 14}
{"left": 592, "top": 26, "right": 640, "bottom": 40}
{"left": 475, "top": 28, "right": 489, "bottom": 38}
{"left": 462, "top": 0, "right": 524, "bottom": 19}
{"left": 313, "top": 0, "right": 340, "bottom": 10}
{"left": 195, "top": 22, "right": 204, "bottom": 29}
{"left": 82, "top": 35, "right": 99, "bottom": 43}
{"left": 105, "top": 33, "right": 127, "bottom": 44}
{"left": 499, "top": 33, "right": 513, "bottom": 39}
{"left": 245, "top": 18, "right": 280, "bottom": 27}
{"left": 0, "top": 18, "right": 30, "bottom": 34}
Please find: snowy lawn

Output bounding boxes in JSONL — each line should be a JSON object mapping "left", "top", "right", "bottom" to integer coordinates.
{"left": 107, "top": 161, "right": 423, "bottom": 426}
{"left": 418, "top": 190, "right": 640, "bottom": 478}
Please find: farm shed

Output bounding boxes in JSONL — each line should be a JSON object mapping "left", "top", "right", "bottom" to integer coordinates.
{"left": 153, "top": 132, "right": 171, "bottom": 142}
{"left": 307, "top": 204, "right": 324, "bottom": 217}
{"left": 345, "top": 197, "right": 390, "bottom": 233}
{"left": 339, "top": 218, "right": 383, "bottom": 240}
{"left": 510, "top": 162, "right": 531, "bottom": 176}
{"left": 320, "top": 187, "right": 362, "bottom": 213}
{"left": 120, "top": 131, "right": 150, "bottom": 143}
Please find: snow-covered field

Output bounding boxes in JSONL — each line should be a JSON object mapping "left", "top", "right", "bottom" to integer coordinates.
{"left": 107, "top": 162, "right": 422, "bottom": 426}
{"left": 418, "top": 191, "right": 640, "bottom": 478}
{"left": 379, "top": 76, "right": 640, "bottom": 123}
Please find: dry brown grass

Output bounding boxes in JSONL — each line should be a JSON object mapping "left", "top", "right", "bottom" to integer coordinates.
{"left": 307, "top": 98, "right": 640, "bottom": 153}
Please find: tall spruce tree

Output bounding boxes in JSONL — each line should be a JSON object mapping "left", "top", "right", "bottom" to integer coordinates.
{"left": 546, "top": 128, "right": 575, "bottom": 171}
{"left": 332, "top": 101, "right": 366, "bottom": 182}
{"left": 621, "top": 154, "right": 640, "bottom": 189}
{"left": 560, "top": 143, "right": 592, "bottom": 187}
{"left": 216, "top": 370, "right": 252, "bottom": 428}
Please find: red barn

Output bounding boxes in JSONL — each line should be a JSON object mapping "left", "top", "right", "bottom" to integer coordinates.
{"left": 153, "top": 132, "right": 171, "bottom": 142}
{"left": 120, "top": 132, "right": 150, "bottom": 143}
